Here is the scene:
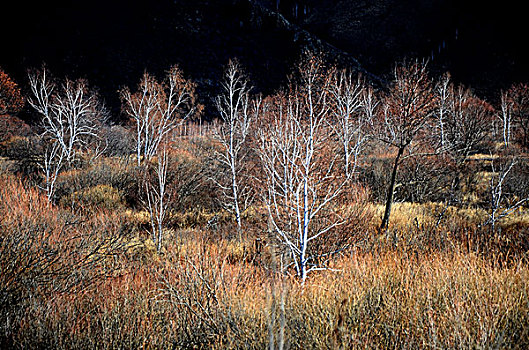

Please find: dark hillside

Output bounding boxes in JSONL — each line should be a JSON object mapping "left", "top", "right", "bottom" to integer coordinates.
{"left": 260, "top": 0, "right": 529, "bottom": 95}
{"left": 2, "top": 1, "right": 302, "bottom": 119}
{"left": 2, "top": 0, "right": 528, "bottom": 118}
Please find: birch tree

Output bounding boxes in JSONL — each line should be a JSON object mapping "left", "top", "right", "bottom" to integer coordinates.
{"left": 121, "top": 66, "right": 197, "bottom": 165}
{"left": 28, "top": 68, "right": 104, "bottom": 201}
{"left": 38, "top": 141, "right": 65, "bottom": 202}
{"left": 144, "top": 145, "right": 170, "bottom": 252}
{"left": 257, "top": 54, "right": 360, "bottom": 283}
{"left": 329, "top": 69, "right": 373, "bottom": 177}
{"left": 500, "top": 91, "right": 513, "bottom": 148}
{"left": 436, "top": 73, "right": 451, "bottom": 148}
{"left": 480, "top": 155, "right": 529, "bottom": 235}
{"left": 213, "top": 60, "right": 256, "bottom": 232}
{"left": 501, "top": 84, "right": 529, "bottom": 150}
{"left": 29, "top": 69, "right": 103, "bottom": 165}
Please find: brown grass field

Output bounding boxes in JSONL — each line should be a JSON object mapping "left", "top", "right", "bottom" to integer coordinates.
{"left": 1, "top": 166, "right": 528, "bottom": 349}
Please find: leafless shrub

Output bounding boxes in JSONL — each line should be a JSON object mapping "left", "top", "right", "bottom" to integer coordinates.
{"left": 0, "top": 175, "right": 128, "bottom": 343}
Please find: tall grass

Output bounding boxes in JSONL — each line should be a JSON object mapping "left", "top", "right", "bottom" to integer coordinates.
{"left": 3, "top": 217, "right": 527, "bottom": 348}
{"left": 1, "top": 168, "right": 528, "bottom": 349}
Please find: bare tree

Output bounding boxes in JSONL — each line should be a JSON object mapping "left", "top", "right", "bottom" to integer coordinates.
{"left": 436, "top": 73, "right": 451, "bottom": 148}
{"left": 482, "top": 156, "right": 528, "bottom": 234}
{"left": 38, "top": 141, "right": 65, "bottom": 202}
{"left": 29, "top": 69, "right": 103, "bottom": 164}
{"left": 501, "top": 84, "right": 529, "bottom": 150}
{"left": 144, "top": 145, "right": 170, "bottom": 252}
{"left": 28, "top": 68, "right": 105, "bottom": 201}
{"left": 257, "top": 54, "right": 359, "bottom": 283}
{"left": 500, "top": 91, "right": 513, "bottom": 148}
{"left": 375, "top": 61, "right": 437, "bottom": 233}
{"left": 121, "top": 66, "right": 197, "bottom": 165}
{"left": 121, "top": 72, "right": 158, "bottom": 165}
{"left": 329, "top": 69, "right": 373, "bottom": 177}
{"left": 213, "top": 60, "right": 257, "bottom": 233}
{"left": 441, "top": 83, "right": 494, "bottom": 164}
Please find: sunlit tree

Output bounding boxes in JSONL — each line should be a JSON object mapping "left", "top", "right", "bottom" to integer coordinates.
{"left": 257, "top": 54, "right": 366, "bottom": 282}
{"left": 374, "top": 61, "right": 437, "bottom": 233}
{"left": 213, "top": 60, "right": 259, "bottom": 233}
{"left": 121, "top": 66, "right": 197, "bottom": 165}
{"left": 28, "top": 67, "right": 106, "bottom": 201}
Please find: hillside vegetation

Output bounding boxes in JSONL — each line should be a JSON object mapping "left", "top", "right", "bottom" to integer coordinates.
{"left": 1, "top": 52, "right": 529, "bottom": 348}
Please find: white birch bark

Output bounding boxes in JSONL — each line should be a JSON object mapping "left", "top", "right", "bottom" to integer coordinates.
{"left": 28, "top": 68, "right": 103, "bottom": 200}
{"left": 121, "top": 67, "right": 196, "bottom": 165}
{"left": 213, "top": 60, "right": 256, "bottom": 232}
{"left": 257, "top": 55, "right": 360, "bottom": 283}
{"left": 145, "top": 145, "right": 170, "bottom": 251}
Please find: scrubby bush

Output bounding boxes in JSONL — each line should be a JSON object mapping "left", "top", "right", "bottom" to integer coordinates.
{"left": 164, "top": 144, "right": 221, "bottom": 213}
{"left": 0, "top": 136, "right": 43, "bottom": 184}
{"left": 102, "top": 125, "right": 135, "bottom": 158}
{"left": 54, "top": 157, "right": 141, "bottom": 208}
{"left": 59, "top": 184, "right": 125, "bottom": 211}
{"left": 0, "top": 175, "right": 130, "bottom": 347}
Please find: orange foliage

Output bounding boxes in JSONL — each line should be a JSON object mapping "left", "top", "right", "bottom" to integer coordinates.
{"left": 0, "top": 69, "right": 27, "bottom": 142}
{"left": 0, "top": 68, "right": 24, "bottom": 115}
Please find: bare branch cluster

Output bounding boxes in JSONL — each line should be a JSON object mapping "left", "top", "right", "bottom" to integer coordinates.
{"left": 435, "top": 74, "right": 495, "bottom": 163}
{"left": 120, "top": 66, "right": 197, "bottom": 165}
{"left": 28, "top": 68, "right": 106, "bottom": 201}
{"left": 212, "top": 60, "right": 259, "bottom": 232}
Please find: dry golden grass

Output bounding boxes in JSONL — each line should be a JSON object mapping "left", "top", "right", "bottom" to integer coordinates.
{"left": 12, "top": 241, "right": 526, "bottom": 349}
{"left": 2, "top": 168, "right": 529, "bottom": 349}
{"left": 4, "top": 202, "right": 527, "bottom": 350}
{"left": 467, "top": 153, "right": 499, "bottom": 161}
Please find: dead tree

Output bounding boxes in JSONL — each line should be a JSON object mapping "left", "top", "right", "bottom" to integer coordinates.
{"left": 121, "top": 66, "right": 197, "bottom": 165}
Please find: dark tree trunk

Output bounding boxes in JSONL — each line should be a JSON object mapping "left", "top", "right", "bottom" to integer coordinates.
{"left": 379, "top": 146, "right": 405, "bottom": 233}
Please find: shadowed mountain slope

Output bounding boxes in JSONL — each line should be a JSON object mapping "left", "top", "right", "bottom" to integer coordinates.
{"left": 1, "top": 0, "right": 527, "bottom": 119}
